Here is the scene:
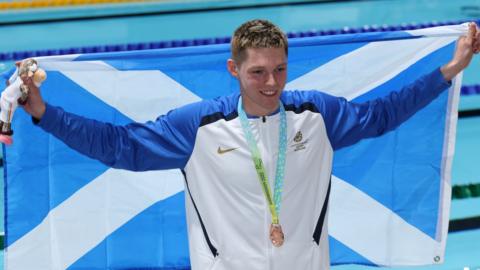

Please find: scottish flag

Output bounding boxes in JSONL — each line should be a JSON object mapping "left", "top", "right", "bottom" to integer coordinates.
{"left": 3, "top": 24, "right": 465, "bottom": 269}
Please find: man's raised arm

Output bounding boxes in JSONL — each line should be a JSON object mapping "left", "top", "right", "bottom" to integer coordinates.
{"left": 18, "top": 68, "right": 201, "bottom": 172}
{"left": 441, "top": 22, "right": 480, "bottom": 81}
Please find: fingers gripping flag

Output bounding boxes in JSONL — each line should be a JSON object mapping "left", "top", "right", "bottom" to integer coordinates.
{"left": 3, "top": 24, "right": 466, "bottom": 269}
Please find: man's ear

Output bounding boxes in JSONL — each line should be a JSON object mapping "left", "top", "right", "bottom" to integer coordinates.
{"left": 227, "top": 59, "right": 238, "bottom": 77}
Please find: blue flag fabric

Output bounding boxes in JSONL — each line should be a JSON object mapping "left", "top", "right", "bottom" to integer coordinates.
{"left": 3, "top": 24, "right": 465, "bottom": 269}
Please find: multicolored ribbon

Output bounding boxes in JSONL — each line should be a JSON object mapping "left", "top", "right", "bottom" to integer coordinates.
{"left": 237, "top": 98, "right": 287, "bottom": 224}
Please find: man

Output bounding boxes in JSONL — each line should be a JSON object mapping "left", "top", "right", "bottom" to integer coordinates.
{"left": 19, "top": 19, "right": 480, "bottom": 269}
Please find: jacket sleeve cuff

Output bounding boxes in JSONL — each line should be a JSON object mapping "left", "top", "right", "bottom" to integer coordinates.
{"left": 433, "top": 67, "right": 452, "bottom": 91}
{"left": 31, "top": 103, "right": 60, "bottom": 132}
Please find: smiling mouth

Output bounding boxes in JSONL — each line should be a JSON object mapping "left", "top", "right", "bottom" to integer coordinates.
{"left": 260, "top": 90, "right": 277, "bottom": 96}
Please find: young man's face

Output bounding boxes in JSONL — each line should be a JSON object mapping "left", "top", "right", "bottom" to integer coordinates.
{"left": 228, "top": 47, "right": 287, "bottom": 116}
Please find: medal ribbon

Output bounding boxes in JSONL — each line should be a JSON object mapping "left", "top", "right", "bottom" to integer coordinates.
{"left": 237, "top": 98, "right": 287, "bottom": 224}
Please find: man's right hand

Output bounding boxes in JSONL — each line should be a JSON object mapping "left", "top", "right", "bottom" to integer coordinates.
{"left": 18, "top": 62, "right": 46, "bottom": 120}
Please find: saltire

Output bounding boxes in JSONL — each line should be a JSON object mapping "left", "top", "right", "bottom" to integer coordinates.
{"left": 2, "top": 24, "right": 466, "bottom": 269}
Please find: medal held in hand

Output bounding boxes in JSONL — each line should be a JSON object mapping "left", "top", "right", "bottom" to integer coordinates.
{"left": 237, "top": 98, "right": 287, "bottom": 247}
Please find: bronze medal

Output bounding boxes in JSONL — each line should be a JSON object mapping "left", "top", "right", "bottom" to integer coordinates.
{"left": 269, "top": 223, "right": 285, "bottom": 247}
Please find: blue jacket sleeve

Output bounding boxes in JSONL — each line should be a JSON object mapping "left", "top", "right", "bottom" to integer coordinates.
{"left": 317, "top": 68, "right": 452, "bottom": 150}
{"left": 37, "top": 101, "right": 203, "bottom": 171}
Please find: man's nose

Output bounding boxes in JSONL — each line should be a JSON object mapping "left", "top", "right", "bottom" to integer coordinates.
{"left": 265, "top": 72, "right": 276, "bottom": 86}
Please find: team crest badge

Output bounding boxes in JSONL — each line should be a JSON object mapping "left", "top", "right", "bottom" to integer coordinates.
{"left": 291, "top": 131, "right": 308, "bottom": 152}
{"left": 294, "top": 131, "right": 303, "bottom": 142}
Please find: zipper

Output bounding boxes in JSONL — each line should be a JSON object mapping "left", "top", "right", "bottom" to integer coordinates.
{"left": 260, "top": 114, "right": 279, "bottom": 270}
{"left": 255, "top": 115, "right": 273, "bottom": 269}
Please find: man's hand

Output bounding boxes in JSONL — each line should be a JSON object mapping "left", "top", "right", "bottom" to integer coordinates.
{"left": 441, "top": 22, "right": 480, "bottom": 81}
{"left": 20, "top": 68, "right": 46, "bottom": 120}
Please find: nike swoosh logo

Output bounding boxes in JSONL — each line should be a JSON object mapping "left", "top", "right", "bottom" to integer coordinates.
{"left": 217, "top": 147, "right": 238, "bottom": 154}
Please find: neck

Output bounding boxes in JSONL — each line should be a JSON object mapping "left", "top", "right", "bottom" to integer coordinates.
{"left": 245, "top": 106, "right": 278, "bottom": 117}
{"left": 240, "top": 96, "right": 280, "bottom": 117}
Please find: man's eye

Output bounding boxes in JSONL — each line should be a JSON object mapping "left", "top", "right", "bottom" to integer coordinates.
{"left": 252, "top": 70, "right": 263, "bottom": 75}
{"left": 276, "top": 67, "right": 286, "bottom": 72}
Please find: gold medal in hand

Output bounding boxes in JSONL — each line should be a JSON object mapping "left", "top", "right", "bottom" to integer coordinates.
{"left": 270, "top": 223, "right": 284, "bottom": 247}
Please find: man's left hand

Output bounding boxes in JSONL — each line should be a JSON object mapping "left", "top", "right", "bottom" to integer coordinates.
{"left": 441, "top": 22, "right": 480, "bottom": 81}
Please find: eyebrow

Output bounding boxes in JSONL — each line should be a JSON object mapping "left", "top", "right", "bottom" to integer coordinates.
{"left": 248, "top": 63, "right": 287, "bottom": 69}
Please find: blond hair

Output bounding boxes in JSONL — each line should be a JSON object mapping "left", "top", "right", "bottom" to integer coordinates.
{"left": 231, "top": 19, "right": 288, "bottom": 63}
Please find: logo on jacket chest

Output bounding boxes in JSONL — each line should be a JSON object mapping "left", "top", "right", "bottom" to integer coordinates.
{"left": 291, "top": 131, "right": 308, "bottom": 151}
{"left": 217, "top": 146, "right": 238, "bottom": 154}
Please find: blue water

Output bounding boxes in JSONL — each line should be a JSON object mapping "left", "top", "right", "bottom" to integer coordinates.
{"left": 0, "top": 0, "right": 478, "bottom": 52}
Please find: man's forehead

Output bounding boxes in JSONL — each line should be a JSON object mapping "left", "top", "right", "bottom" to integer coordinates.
{"left": 242, "top": 47, "right": 287, "bottom": 66}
